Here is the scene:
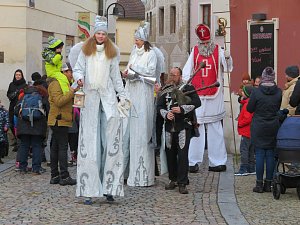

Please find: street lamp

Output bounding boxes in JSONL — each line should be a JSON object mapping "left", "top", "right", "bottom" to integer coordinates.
{"left": 105, "top": 3, "right": 125, "bottom": 22}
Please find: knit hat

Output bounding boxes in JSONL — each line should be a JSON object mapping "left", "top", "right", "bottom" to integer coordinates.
{"left": 134, "top": 21, "right": 150, "bottom": 41}
{"left": 48, "top": 36, "right": 64, "bottom": 50}
{"left": 94, "top": 16, "right": 108, "bottom": 34}
{"left": 31, "top": 72, "right": 41, "bottom": 81}
{"left": 261, "top": 67, "right": 275, "bottom": 83}
{"left": 242, "top": 85, "right": 253, "bottom": 98}
{"left": 285, "top": 65, "right": 299, "bottom": 78}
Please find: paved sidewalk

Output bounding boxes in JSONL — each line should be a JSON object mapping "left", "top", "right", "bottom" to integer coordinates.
{"left": 234, "top": 163, "right": 300, "bottom": 225}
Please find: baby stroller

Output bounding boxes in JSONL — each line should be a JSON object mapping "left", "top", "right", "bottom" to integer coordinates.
{"left": 273, "top": 116, "right": 300, "bottom": 200}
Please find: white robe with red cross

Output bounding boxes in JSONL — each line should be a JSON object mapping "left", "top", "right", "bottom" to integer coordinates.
{"left": 183, "top": 45, "right": 233, "bottom": 124}
{"left": 183, "top": 45, "right": 233, "bottom": 167}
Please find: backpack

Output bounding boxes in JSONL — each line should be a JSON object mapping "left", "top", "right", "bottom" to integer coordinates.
{"left": 20, "top": 91, "right": 45, "bottom": 127}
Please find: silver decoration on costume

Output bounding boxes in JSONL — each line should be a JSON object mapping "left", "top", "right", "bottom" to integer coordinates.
{"left": 181, "top": 105, "right": 195, "bottom": 114}
{"left": 109, "top": 122, "right": 121, "bottom": 157}
{"left": 79, "top": 173, "right": 89, "bottom": 195}
{"left": 105, "top": 171, "right": 115, "bottom": 195}
{"left": 134, "top": 156, "right": 149, "bottom": 186}
{"left": 178, "top": 129, "right": 186, "bottom": 150}
{"left": 160, "top": 109, "right": 168, "bottom": 119}
{"left": 165, "top": 131, "right": 172, "bottom": 149}
{"left": 116, "top": 172, "right": 124, "bottom": 196}
{"left": 79, "top": 114, "right": 87, "bottom": 158}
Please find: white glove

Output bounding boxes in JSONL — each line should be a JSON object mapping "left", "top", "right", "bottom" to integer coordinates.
{"left": 117, "top": 97, "right": 131, "bottom": 118}
{"left": 224, "top": 50, "right": 230, "bottom": 59}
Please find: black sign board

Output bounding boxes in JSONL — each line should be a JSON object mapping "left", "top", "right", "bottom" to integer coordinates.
{"left": 250, "top": 23, "right": 274, "bottom": 79}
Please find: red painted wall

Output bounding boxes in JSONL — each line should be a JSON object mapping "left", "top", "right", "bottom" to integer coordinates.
{"left": 230, "top": 0, "right": 300, "bottom": 91}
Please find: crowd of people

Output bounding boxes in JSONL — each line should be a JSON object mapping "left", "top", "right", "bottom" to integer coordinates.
{"left": 1, "top": 14, "right": 300, "bottom": 206}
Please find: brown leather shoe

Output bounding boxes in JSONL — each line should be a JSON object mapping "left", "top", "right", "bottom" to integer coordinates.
{"left": 178, "top": 184, "right": 188, "bottom": 194}
{"left": 165, "top": 181, "right": 176, "bottom": 190}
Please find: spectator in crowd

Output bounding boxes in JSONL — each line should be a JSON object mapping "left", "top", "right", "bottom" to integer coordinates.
{"left": 47, "top": 62, "right": 77, "bottom": 185}
{"left": 7, "top": 69, "right": 27, "bottom": 151}
{"left": 253, "top": 76, "right": 261, "bottom": 88}
{"left": 247, "top": 67, "right": 282, "bottom": 193}
{"left": 0, "top": 100, "right": 9, "bottom": 163}
{"left": 16, "top": 82, "right": 48, "bottom": 174}
{"left": 68, "top": 107, "right": 80, "bottom": 166}
{"left": 235, "top": 85, "right": 255, "bottom": 176}
{"left": 281, "top": 65, "right": 299, "bottom": 116}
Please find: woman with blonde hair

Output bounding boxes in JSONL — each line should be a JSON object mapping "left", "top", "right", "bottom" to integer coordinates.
{"left": 73, "top": 16, "right": 130, "bottom": 205}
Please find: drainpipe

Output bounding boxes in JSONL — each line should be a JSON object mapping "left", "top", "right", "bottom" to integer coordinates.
{"left": 186, "top": 0, "right": 191, "bottom": 54}
{"left": 98, "top": 0, "right": 104, "bottom": 16}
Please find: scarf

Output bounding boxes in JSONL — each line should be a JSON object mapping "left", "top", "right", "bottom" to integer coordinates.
{"left": 87, "top": 44, "right": 111, "bottom": 91}
{"left": 136, "top": 45, "right": 145, "bottom": 56}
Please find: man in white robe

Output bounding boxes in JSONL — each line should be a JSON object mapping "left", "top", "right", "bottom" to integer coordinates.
{"left": 122, "top": 22, "right": 157, "bottom": 186}
{"left": 183, "top": 24, "right": 233, "bottom": 172}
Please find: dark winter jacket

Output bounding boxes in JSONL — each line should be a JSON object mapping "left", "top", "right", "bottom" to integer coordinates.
{"left": 7, "top": 79, "right": 27, "bottom": 123}
{"left": 289, "top": 78, "right": 300, "bottom": 115}
{"left": 247, "top": 84, "right": 282, "bottom": 149}
{"left": 16, "top": 86, "right": 48, "bottom": 138}
{"left": 157, "top": 83, "right": 201, "bottom": 132}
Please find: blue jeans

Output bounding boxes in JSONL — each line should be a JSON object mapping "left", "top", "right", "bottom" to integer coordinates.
{"left": 19, "top": 135, "right": 43, "bottom": 172}
{"left": 255, "top": 148, "right": 275, "bottom": 181}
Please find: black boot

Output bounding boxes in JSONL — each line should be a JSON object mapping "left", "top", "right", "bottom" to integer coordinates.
{"left": 253, "top": 180, "right": 264, "bottom": 193}
{"left": 263, "top": 179, "right": 272, "bottom": 192}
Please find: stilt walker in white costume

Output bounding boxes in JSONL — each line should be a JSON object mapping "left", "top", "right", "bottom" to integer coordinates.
{"left": 183, "top": 24, "right": 233, "bottom": 172}
{"left": 73, "top": 16, "right": 130, "bottom": 205}
{"left": 122, "top": 21, "right": 157, "bottom": 186}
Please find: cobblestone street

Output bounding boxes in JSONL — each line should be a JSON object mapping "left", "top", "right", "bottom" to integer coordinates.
{"left": 0, "top": 151, "right": 226, "bottom": 225}
{"left": 1, "top": 151, "right": 300, "bottom": 225}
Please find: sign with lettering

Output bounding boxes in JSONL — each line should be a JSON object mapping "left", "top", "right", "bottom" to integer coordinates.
{"left": 249, "top": 23, "right": 274, "bottom": 79}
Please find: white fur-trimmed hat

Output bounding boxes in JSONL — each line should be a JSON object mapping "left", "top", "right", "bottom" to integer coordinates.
{"left": 94, "top": 16, "right": 108, "bottom": 34}
{"left": 134, "top": 21, "right": 150, "bottom": 41}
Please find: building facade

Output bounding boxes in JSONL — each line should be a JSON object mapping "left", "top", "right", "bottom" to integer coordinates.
{"left": 146, "top": 0, "right": 237, "bottom": 153}
{"left": 230, "top": 0, "right": 300, "bottom": 91}
{"left": 116, "top": 0, "right": 145, "bottom": 70}
{"left": 145, "top": 0, "right": 190, "bottom": 71}
{"left": 0, "top": 0, "right": 98, "bottom": 107}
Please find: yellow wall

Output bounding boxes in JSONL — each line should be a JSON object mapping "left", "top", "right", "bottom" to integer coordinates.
{"left": 116, "top": 19, "right": 141, "bottom": 71}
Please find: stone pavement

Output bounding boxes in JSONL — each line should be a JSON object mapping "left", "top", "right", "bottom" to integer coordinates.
{"left": 0, "top": 150, "right": 300, "bottom": 225}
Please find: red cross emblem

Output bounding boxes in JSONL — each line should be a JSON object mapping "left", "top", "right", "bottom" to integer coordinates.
{"left": 201, "top": 59, "right": 211, "bottom": 77}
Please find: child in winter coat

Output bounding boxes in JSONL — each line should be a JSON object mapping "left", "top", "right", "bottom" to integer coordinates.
{"left": 235, "top": 85, "right": 255, "bottom": 176}
{"left": 0, "top": 100, "right": 9, "bottom": 163}
{"left": 42, "top": 36, "right": 69, "bottom": 95}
